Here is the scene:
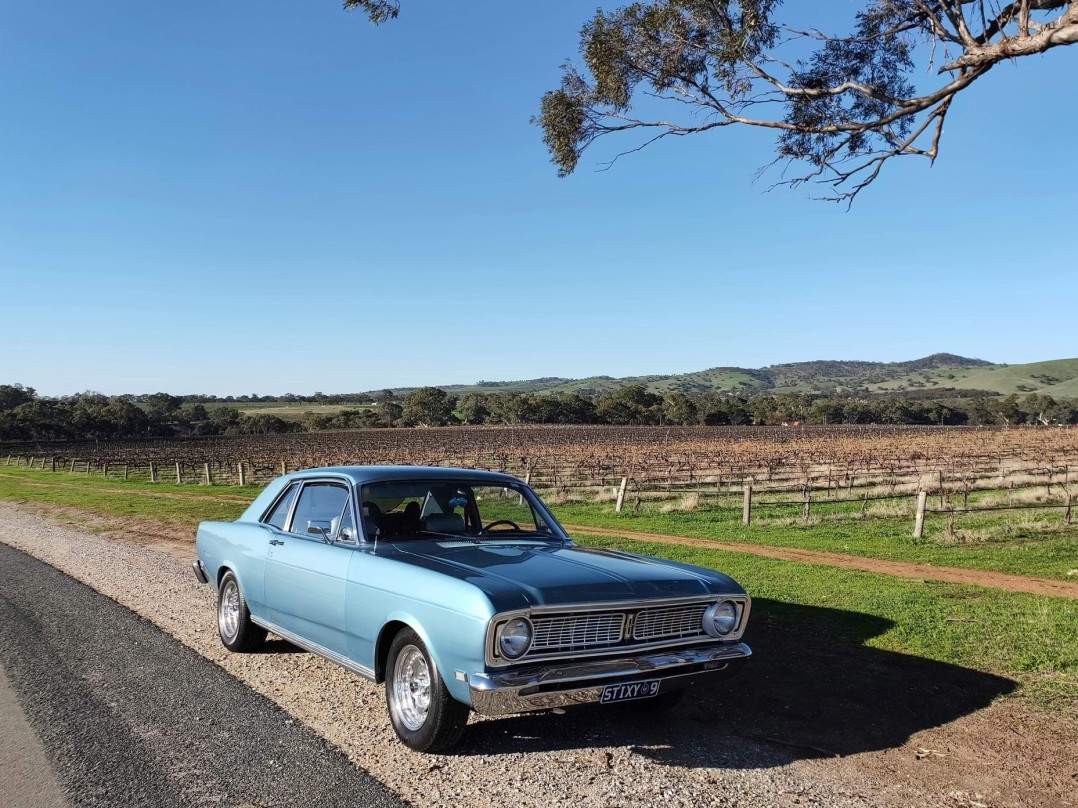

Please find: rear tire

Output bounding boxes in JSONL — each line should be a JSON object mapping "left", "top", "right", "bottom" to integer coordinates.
{"left": 217, "top": 571, "right": 267, "bottom": 652}
{"left": 386, "top": 628, "right": 469, "bottom": 752}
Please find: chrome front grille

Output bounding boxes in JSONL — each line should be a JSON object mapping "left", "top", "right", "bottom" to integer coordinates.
{"left": 491, "top": 596, "right": 747, "bottom": 666}
{"left": 530, "top": 612, "right": 625, "bottom": 653}
{"left": 633, "top": 603, "right": 709, "bottom": 641}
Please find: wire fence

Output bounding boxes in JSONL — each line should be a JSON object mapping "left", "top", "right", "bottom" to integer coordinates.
{"left": 4, "top": 446, "right": 1075, "bottom": 536}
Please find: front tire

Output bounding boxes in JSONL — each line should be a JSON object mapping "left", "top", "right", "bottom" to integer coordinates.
{"left": 217, "top": 571, "right": 266, "bottom": 652}
{"left": 386, "top": 628, "right": 469, "bottom": 752}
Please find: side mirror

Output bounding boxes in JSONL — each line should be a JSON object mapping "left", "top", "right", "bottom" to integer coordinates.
{"left": 307, "top": 520, "right": 334, "bottom": 543}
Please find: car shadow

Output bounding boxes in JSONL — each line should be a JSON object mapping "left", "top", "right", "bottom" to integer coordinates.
{"left": 456, "top": 598, "right": 1017, "bottom": 768}
{"left": 251, "top": 637, "right": 306, "bottom": 655}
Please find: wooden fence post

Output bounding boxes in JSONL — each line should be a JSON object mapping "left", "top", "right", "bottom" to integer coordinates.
{"left": 68, "top": 459, "right": 76, "bottom": 473}
{"left": 149, "top": 462, "right": 157, "bottom": 483}
{"left": 123, "top": 464, "right": 129, "bottom": 481}
{"left": 615, "top": 477, "right": 628, "bottom": 513}
{"left": 519, "top": 471, "right": 532, "bottom": 505}
{"left": 84, "top": 461, "right": 90, "bottom": 475}
{"left": 175, "top": 462, "right": 182, "bottom": 485}
{"left": 50, "top": 457, "right": 56, "bottom": 472}
{"left": 204, "top": 463, "right": 212, "bottom": 486}
{"left": 238, "top": 462, "right": 246, "bottom": 486}
{"left": 742, "top": 479, "right": 753, "bottom": 526}
{"left": 1065, "top": 492, "right": 1073, "bottom": 526}
{"left": 280, "top": 460, "right": 287, "bottom": 476}
{"left": 3, "top": 455, "right": 10, "bottom": 466}
{"left": 913, "top": 491, "right": 927, "bottom": 538}
{"left": 27, "top": 456, "right": 34, "bottom": 469}
{"left": 802, "top": 485, "right": 812, "bottom": 522}
{"left": 103, "top": 462, "right": 109, "bottom": 478}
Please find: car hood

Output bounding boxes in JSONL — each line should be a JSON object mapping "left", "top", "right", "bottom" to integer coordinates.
{"left": 393, "top": 539, "right": 744, "bottom": 613}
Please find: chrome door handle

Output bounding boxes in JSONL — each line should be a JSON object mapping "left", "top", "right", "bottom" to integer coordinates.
{"left": 269, "top": 539, "right": 285, "bottom": 546}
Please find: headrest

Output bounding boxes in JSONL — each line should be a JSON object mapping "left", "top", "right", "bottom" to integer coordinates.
{"left": 423, "top": 513, "right": 465, "bottom": 534}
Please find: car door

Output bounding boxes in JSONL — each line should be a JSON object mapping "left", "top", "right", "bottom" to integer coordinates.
{"left": 263, "top": 478, "right": 358, "bottom": 655}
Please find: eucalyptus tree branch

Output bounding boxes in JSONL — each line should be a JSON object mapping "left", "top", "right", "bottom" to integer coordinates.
{"left": 343, "top": 0, "right": 399, "bottom": 25}
{"left": 535, "top": 0, "right": 1077, "bottom": 203}
{"left": 333, "top": 0, "right": 1077, "bottom": 203}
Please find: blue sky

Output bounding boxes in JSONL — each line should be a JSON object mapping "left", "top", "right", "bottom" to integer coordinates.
{"left": 2, "top": 1, "right": 1075, "bottom": 396}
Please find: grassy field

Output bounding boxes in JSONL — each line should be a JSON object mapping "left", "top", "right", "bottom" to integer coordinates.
{"left": 1, "top": 465, "right": 1073, "bottom": 581}
{"left": 550, "top": 497, "right": 1078, "bottom": 581}
{"left": 224, "top": 402, "right": 374, "bottom": 419}
{"left": 0, "top": 465, "right": 1073, "bottom": 713}
{"left": 579, "top": 534, "right": 1076, "bottom": 713}
{"left": 0, "top": 466, "right": 252, "bottom": 527}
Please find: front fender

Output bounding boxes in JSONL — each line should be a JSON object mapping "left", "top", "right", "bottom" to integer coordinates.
{"left": 378, "top": 608, "right": 486, "bottom": 705}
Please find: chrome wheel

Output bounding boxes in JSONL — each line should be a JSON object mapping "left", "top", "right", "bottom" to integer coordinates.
{"left": 218, "top": 579, "right": 240, "bottom": 642}
{"left": 390, "top": 644, "right": 431, "bottom": 731}
{"left": 385, "top": 628, "right": 469, "bottom": 751}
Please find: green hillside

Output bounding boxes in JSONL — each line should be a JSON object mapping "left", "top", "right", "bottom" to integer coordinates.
{"left": 947, "top": 358, "right": 1078, "bottom": 396}
{"left": 373, "top": 355, "right": 1078, "bottom": 399}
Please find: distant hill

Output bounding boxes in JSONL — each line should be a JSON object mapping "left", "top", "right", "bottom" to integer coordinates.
{"left": 369, "top": 355, "right": 1078, "bottom": 399}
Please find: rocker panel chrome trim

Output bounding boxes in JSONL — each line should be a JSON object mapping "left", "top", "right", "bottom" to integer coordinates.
{"left": 250, "top": 615, "right": 376, "bottom": 681}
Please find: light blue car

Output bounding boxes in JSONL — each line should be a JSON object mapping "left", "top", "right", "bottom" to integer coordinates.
{"left": 194, "top": 466, "right": 751, "bottom": 752}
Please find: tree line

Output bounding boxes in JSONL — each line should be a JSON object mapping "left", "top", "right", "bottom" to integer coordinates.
{"left": 3, "top": 383, "right": 1076, "bottom": 443}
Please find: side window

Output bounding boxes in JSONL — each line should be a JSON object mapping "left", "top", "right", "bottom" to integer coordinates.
{"left": 264, "top": 483, "right": 298, "bottom": 529}
{"left": 289, "top": 482, "right": 351, "bottom": 538}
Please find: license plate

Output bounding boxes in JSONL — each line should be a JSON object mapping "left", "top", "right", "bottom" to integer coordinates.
{"left": 600, "top": 680, "right": 660, "bottom": 704}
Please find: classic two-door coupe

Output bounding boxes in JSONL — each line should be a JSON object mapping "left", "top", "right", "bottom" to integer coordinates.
{"left": 194, "top": 466, "right": 751, "bottom": 751}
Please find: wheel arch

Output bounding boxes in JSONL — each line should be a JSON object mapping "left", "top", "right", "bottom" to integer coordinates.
{"left": 374, "top": 615, "right": 442, "bottom": 684}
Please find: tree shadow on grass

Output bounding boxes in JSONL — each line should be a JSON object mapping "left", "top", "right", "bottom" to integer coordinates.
{"left": 457, "top": 598, "right": 1017, "bottom": 768}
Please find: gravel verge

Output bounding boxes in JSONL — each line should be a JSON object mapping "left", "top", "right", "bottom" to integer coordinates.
{"left": 0, "top": 502, "right": 1071, "bottom": 808}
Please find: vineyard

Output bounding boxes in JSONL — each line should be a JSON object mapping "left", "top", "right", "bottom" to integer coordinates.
{"left": 3, "top": 425, "right": 1077, "bottom": 530}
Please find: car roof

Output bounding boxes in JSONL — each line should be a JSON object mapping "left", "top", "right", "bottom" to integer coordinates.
{"left": 283, "top": 465, "right": 522, "bottom": 486}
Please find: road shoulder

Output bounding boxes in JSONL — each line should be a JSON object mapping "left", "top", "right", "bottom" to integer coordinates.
{"left": 0, "top": 663, "right": 68, "bottom": 808}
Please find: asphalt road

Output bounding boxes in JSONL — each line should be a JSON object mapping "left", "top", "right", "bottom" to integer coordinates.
{"left": 0, "top": 542, "right": 407, "bottom": 808}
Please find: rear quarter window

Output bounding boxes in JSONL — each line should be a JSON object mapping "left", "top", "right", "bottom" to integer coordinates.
{"left": 263, "top": 483, "right": 299, "bottom": 529}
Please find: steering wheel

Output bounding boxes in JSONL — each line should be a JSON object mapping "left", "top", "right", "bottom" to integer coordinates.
{"left": 479, "top": 520, "right": 521, "bottom": 534}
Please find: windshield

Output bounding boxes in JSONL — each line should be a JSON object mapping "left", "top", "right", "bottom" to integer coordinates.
{"left": 358, "top": 480, "right": 563, "bottom": 541}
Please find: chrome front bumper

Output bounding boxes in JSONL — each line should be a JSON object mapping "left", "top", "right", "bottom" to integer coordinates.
{"left": 468, "top": 642, "right": 750, "bottom": 716}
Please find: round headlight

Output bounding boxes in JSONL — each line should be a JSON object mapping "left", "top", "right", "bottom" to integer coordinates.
{"left": 497, "top": 617, "right": 533, "bottom": 659}
{"left": 704, "top": 600, "right": 738, "bottom": 637}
